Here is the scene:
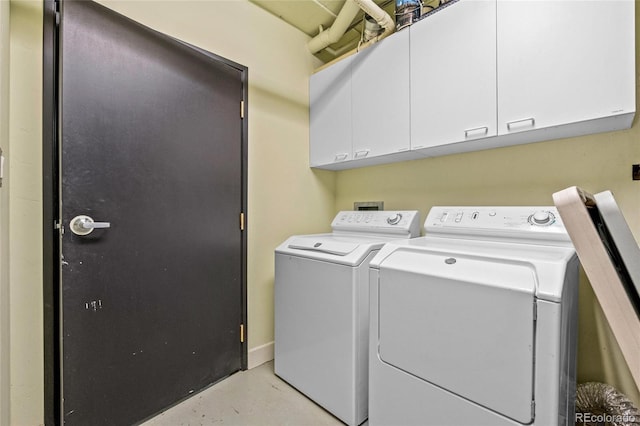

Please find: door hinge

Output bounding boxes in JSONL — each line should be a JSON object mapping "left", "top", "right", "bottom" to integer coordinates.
{"left": 240, "top": 100, "right": 244, "bottom": 119}
{"left": 54, "top": 0, "right": 60, "bottom": 25}
{"left": 240, "top": 212, "right": 245, "bottom": 231}
{"left": 240, "top": 324, "right": 244, "bottom": 343}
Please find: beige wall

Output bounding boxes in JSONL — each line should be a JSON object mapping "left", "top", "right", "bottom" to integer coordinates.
{"left": 0, "top": 0, "right": 11, "bottom": 424}
{"left": 8, "top": 1, "right": 43, "bottom": 424}
{"left": 7, "top": 0, "right": 335, "bottom": 424}
{"left": 335, "top": 15, "right": 640, "bottom": 405}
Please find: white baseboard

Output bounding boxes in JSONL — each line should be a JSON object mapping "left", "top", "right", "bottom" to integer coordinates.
{"left": 248, "top": 341, "right": 274, "bottom": 369}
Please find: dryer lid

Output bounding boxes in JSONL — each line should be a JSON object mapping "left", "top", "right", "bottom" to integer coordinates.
{"left": 377, "top": 248, "right": 536, "bottom": 424}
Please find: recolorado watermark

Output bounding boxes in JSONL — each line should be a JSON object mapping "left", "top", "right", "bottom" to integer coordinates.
{"left": 575, "top": 412, "right": 637, "bottom": 423}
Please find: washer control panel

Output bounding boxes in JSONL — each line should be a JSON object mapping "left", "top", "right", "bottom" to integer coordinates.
{"left": 332, "top": 210, "right": 420, "bottom": 237}
{"left": 425, "top": 207, "right": 569, "bottom": 241}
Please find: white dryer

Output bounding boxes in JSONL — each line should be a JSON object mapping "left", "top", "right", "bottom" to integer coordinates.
{"left": 369, "top": 207, "right": 579, "bottom": 426}
{"left": 275, "top": 210, "right": 420, "bottom": 426}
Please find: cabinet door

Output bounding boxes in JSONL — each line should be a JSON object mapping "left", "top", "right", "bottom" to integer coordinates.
{"left": 352, "top": 30, "right": 410, "bottom": 159}
{"left": 310, "top": 56, "right": 353, "bottom": 167}
{"left": 497, "top": 0, "right": 635, "bottom": 135}
{"left": 410, "top": 0, "right": 497, "bottom": 149}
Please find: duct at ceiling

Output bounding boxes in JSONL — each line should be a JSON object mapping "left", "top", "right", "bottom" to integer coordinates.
{"left": 307, "top": 0, "right": 394, "bottom": 54}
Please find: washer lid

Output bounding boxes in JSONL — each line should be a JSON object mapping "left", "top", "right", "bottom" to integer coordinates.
{"left": 377, "top": 248, "right": 536, "bottom": 424}
{"left": 275, "top": 234, "right": 387, "bottom": 266}
{"left": 287, "top": 238, "right": 359, "bottom": 256}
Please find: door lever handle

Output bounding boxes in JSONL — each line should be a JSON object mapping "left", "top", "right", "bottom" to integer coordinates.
{"left": 82, "top": 221, "right": 111, "bottom": 229}
{"left": 70, "top": 215, "right": 111, "bottom": 236}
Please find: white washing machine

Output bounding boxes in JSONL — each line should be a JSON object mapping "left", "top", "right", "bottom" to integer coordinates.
{"left": 275, "top": 210, "right": 420, "bottom": 426}
{"left": 369, "top": 206, "right": 579, "bottom": 426}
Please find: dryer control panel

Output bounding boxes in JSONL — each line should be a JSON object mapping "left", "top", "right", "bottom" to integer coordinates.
{"left": 332, "top": 210, "right": 421, "bottom": 237}
{"left": 425, "top": 207, "right": 571, "bottom": 242}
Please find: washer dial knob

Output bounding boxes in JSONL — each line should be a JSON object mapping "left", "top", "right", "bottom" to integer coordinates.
{"left": 529, "top": 210, "right": 555, "bottom": 226}
{"left": 386, "top": 213, "right": 402, "bottom": 225}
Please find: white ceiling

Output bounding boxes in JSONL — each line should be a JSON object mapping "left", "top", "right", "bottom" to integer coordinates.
{"left": 249, "top": 0, "right": 396, "bottom": 63}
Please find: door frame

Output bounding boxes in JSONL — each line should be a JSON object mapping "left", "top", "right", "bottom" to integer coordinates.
{"left": 42, "top": 1, "right": 248, "bottom": 423}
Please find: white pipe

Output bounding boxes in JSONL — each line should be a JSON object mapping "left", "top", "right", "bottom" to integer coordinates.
{"left": 307, "top": 0, "right": 396, "bottom": 55}
{"left": 307, "top": 0, "right": 362, "bottom": 54}
{"left": 352, "top": 0, "right": 395, "bottom": 50}
{"left": 353, "top": 0, "right": 395, "bottom": 36}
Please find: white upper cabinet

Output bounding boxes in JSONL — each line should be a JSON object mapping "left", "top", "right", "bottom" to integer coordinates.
{"left": 309, "top": 55, "right": 353, "bottom": 167}
{"left": 309, "top": 0, "right": 635, "bottom": 170}
{"left": 411, "top": 0, "right": 497, "bottom": 149}
{"left": 352, "top": 29, "right": 411, "bottom": 159}
{"left": 497, "top": 0, "right": 635, "bottom": 136}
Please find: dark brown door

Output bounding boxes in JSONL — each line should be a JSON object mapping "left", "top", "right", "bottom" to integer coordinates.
{"left": 58, "top": 2, "right": 246, "bottom": 424}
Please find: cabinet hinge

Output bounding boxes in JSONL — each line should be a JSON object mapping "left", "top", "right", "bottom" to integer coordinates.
{"left": 240, "top": 212, "right": 245, "bottom": 231}
{"left": 240, "top": 324, "right": 244, "bottom": 343}
{"left": 240, "top": 100, "right": 244, "bottom": 119}
{"left": 533, "top": 300, "right": 537, "bottom": 321}
{"left": 531, "top": 400, "right": 535, "bottom": 418}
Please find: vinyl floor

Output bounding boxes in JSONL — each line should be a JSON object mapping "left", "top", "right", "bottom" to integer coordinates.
{"left": 142, "top": 361, "right": 346, "bottom": 426}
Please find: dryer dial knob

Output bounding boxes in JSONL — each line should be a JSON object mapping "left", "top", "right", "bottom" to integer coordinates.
{"left": 529, "top": 211, "right": 555, "bottom": 226}
{"left": 387, "top": 213, "right": 402, "bottom": 225}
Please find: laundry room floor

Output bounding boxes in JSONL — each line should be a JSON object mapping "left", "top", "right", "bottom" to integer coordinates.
{"left": 142, "top": 361, "right": 346, "bottom": 425}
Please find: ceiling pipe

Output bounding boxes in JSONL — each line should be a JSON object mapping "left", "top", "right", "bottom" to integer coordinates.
{"left": 353, "top": 0, "right": 395, "bottom": 45}
{"left": 307, "top": 0, "right": 395, "bottom": 55}
{"left": 307, "top": 0, "right": 362, "bottom": 54}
